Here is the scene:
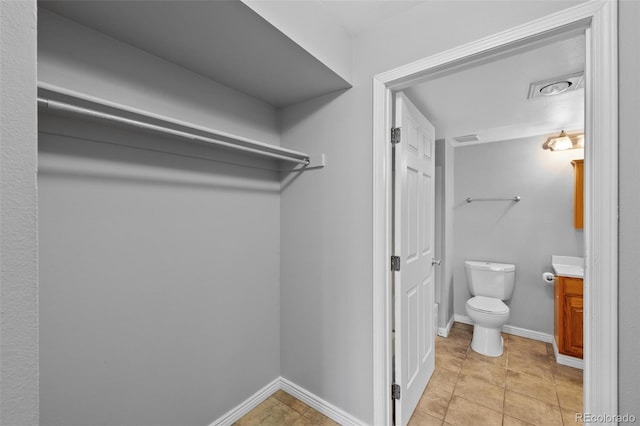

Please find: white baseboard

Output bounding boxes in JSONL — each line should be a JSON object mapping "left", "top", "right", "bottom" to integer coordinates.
{"left": 552, "top": 337, "right": 584, "bottom": 370}
{"left": 280, "top": 377, "right": 367, "bottom": 426}
{"left": 210, "top": 377, "right": 281, "bottom": 426}
{"left": 453, "top": 314, "right": 473, "bottom": 326}
{"left": 502, "top": 324, "right": 552, "bottom": 343}
{"left": 438, "top": 315, "right": 455, "bottom": 337}
{"left": 210, "top": 376, "right": 366, "bottom": 426}
{"left": 453, "top": 315, "right": 553, "bottom": 343}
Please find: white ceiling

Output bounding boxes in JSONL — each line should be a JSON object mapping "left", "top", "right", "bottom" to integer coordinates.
{"left": 39, "top": 0, "right": 352, "bottom": 108}
{"left": 39, "top": 0, "right": 585, "bottom": 136}
{"left": 404, "top": 33, "right": 586, "bottom": 145}
{"left": 39, "top": 0, "right": 425, "bottom": 108}
{"left": 317, "top": 1, "right": 423, "bottom": 36}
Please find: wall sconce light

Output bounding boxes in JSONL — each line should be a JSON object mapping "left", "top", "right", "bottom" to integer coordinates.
{"left": 542, "top": 130, "right": 584, "bottom": 151}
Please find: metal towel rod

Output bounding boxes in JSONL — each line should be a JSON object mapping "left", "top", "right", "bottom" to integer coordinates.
{"left": 466, "top": 196, "right": 521, "bottom": 203}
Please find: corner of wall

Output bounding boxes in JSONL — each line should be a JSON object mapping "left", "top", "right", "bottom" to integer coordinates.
{"left": 240, "top": 0, "right": 353, "bottom": 85}
{"left": 0, "top": 0, "right": 39, "bottom": 424}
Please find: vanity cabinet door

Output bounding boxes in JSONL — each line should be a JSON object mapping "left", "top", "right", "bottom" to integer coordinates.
{"left": 555, "top": 275, "right": 584, "bottom": 359}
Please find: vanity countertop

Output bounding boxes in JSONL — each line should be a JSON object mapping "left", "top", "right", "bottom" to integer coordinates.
{"left": 552, "top": 255, "right": 584, "bottom": 278}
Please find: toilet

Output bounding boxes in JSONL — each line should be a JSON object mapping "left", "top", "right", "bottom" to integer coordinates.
{"left": 464, "top": 260, "right": 516, "bottom": 357}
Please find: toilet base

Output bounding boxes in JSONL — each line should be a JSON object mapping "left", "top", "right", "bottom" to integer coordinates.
{"left": 470, "top": 325, "right": 504, "bottom": 357}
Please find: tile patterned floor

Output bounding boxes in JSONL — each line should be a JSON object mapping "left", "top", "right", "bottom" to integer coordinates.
{"left": 409, "top": 322, "right": 584, "bottom": 426}
{"left": 235, "top": 322, "right": 583, "bottom": 426}
{"left": 233, "top": 389, "right": 339, "bottom": 426}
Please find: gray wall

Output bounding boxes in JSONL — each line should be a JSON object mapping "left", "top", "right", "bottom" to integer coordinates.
{"left": 435, "top": 140, "right": 455, "bottom": 330}
{"left": 6, "top": 1, "right": 640, "bottom": 424}
{"left": 0, "top": 1, "right": 39, "bottom": 425}
{"left": 278, "top": 2, "right": 583, "bottom": 423}
{"left": 453, "top": 136, "right": 584, "bottom": 334}
{"left": 38, "top": 10, "right": 282, "bottom": 426}
{"left": 38, "top": 9, "right": 280, "bottom": 145}
{"left": 618, "top": 0, "right": 640, "bottom": 418}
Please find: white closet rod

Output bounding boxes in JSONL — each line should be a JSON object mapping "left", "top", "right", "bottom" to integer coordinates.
{"left": 37, "top": 97, "right": 311, "bottom": 165}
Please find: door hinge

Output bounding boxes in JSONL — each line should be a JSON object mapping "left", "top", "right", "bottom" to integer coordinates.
{"left": 392, "top": 383, "right": 401, "bottom": 400}
{"left": 391, "top": 256, "right": 401, "bottom": 271}
{"left": 391, "top": 127, "right": 401, "bottom": 144}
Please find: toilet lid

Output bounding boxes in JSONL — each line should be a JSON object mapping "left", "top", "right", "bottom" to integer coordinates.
{"left": 467, "top": 296, "right": 509, "bottom": 314}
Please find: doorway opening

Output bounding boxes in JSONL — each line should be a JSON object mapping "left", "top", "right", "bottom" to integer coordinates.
{"left": 374, "top": 2, "right": 618, "bottom": 425}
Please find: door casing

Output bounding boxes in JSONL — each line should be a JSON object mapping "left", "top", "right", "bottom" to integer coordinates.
{"left": 372, "top": 1, "right": 618, "bottom": 425}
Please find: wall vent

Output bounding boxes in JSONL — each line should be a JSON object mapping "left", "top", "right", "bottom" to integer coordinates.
{"left": 453, "top": 134, "right": 480, "bottom": 143}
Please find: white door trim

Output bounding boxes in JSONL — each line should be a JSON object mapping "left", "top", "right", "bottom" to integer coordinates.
{"left": 371, "top": 1, "right": 618, "bottom": 425}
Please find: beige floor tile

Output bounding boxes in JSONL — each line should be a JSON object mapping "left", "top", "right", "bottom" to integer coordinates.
{"left": 508, "top": 345, "right": 555, "bottom": 363}
{"left": 466, "top": 346, "right": 507, "bottom": 368}
{"left": 443, "top": 396, "right": 502, "bottom": 426}
{"left": 233, "top": 397, "right": 278, "bottom": 426}
{"left": 436, "top": 338, "right": 469, "bottom": 359}
{"left": 553, "top": 363, "right": 583, "bottom": 387}
{"left": 453, "top": 374, "right": 505, "bottom": 412}
{"left": 438, "top": 330, "right": 471, "bottom": 345}
{"left": 416, "top": 387, "right": 452, "bottom": 420}
{"left": 408, "top": 410, "right": 444, "bottom": 426}
{"left": 450, "top": 322, "right": 473, "bottom": 334}
{"left": 508, "top": 335, "right": 550, "bottom": 356}
{"left": 460, "top": 356, "right": 507, "bottom": 388}
{"left": 436, "top": 350, "right": 465, "bottom": 373}
{"left": 504, "top": 390, "right": 563, "bottom": 426}
{"left": 443, "top": 333, "right": 472, "bottom": 349}
{"left": 426, "top": 368, "right": 459, "bottom": 396}
{"left": 561, "top": 408, "right": 584, "bottom": 424}
{"left": 273, "top": 390, "right": 311, "bottom": 415}
{"left": 505, "top": 370, "right": 558, "bottom": 405}
{"left": 444, "top": 335, "right": 472, "bottom": 348}
{"left": 502, "top": 415, "right": 535, "bottom": 425}
{"left": 546, "top": 343, "right": 555, "bottom": 358}
{"left": 234, "top": 398, "right": 300, "bottom": 426}
{"left": 556, "top": 382, "right": 583, "bottom": 412}
{"left": 507, "top": 348, "right": 555, "bottom": 382}
{"left": 293, "top": 408, "right": 339, "bottom": 426}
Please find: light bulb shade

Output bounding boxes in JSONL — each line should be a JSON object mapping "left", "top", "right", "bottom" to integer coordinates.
{"left": 543, "top": 131, "right": 584, "bottom": 151}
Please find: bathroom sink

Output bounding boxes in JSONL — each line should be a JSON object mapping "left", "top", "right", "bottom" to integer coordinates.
{"left": 551, "top": 255, "right": 584, "bottom": 278}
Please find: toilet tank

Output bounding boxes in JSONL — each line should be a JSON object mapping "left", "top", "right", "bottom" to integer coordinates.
{"left": 465, "top": 261, "right": 516, "bottom": 300}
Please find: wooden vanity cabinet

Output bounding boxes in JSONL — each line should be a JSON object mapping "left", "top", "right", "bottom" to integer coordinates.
{"left": 572, "top": 159, "right": 584, "bottom": 229}
{"left": 554, "top": 275, "right": 584, "bottom": 359}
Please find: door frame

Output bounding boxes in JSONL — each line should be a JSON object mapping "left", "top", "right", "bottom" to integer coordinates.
{"left": 371, "top": 1, "right": 618, "bottom": 425}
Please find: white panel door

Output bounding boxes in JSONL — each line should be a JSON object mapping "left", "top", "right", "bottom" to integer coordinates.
{"left": 393, "top": 92, "right": 436, "bottom": 426}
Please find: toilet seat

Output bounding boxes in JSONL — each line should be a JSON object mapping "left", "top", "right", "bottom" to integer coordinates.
{"left": 466, "top": 296, "right": 509, "bottom": 315}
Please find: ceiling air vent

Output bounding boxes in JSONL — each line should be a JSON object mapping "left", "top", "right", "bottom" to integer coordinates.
{"left": 453, "top": 134, "right": 480, "bottom": 143}
{"left": 528, "top": 72, "right": 584, "bottom": 99}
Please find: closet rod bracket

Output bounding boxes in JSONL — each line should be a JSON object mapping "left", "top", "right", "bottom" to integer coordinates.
{"left": 306, "top": 153, "right": 326, "bottom": 169}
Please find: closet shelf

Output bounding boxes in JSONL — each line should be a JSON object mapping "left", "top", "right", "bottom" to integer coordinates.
{"left": 37, "top": 83, "right": 324, "bottom": 167}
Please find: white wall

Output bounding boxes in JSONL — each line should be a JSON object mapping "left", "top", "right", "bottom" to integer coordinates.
{"left": 452, "top": 137, "right": 583, "bottom": 334}
{"left": 278, "top": 2, "right": 584, "bottom": 423}
{"left": 618, "top": 0, "right": 640, "bottom": 418}
{"left": 0, "top": 1, "right": 39, "bottom": 425}
{"left": 37, "top": 9, "right": 282, "bottom": 426}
